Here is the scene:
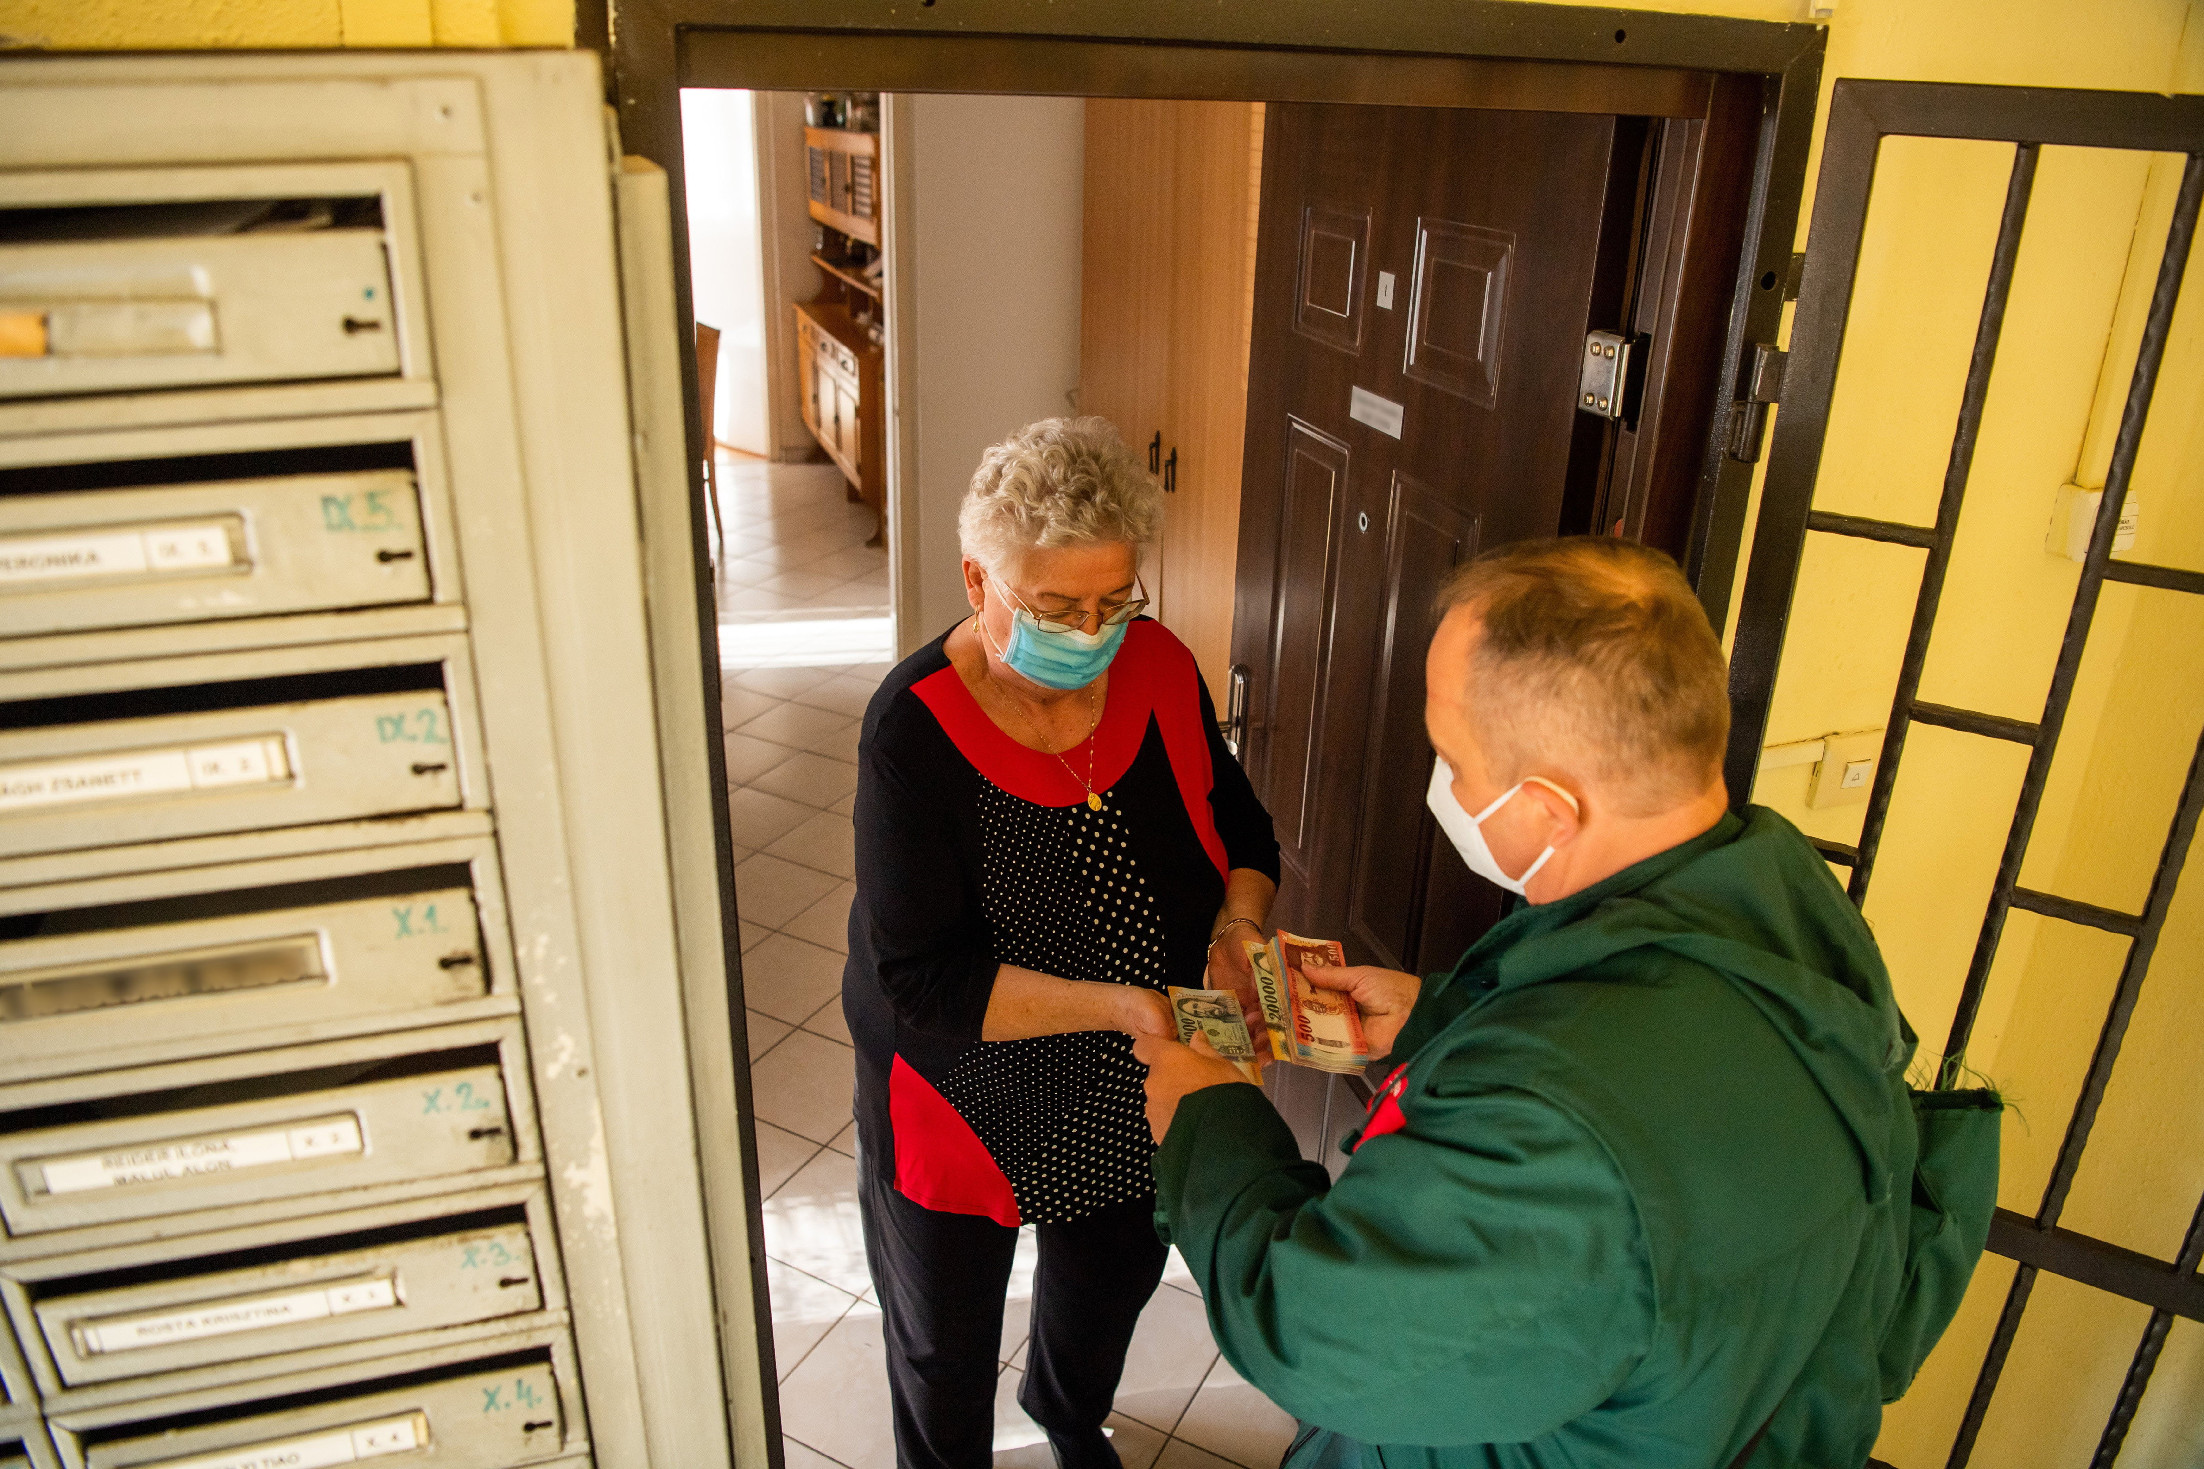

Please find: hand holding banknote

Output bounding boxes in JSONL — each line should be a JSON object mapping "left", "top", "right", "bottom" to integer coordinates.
{"left": 1300, "top": 965, "right": 1422, "bottom": 1059}
{"left": 1244, "top": 932, "right": 1371, "bottom": 1073}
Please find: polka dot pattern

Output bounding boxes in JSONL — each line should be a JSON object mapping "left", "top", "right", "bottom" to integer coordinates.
{"left": 935, "top": 778, "right": 1170, "bottom": 1223}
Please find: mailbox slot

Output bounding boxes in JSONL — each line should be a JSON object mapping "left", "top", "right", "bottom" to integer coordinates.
{"left": 0, "top": 458, "right": 432, "bottom": 637}
{"left": 0, "top": 196, "right": 407, "bottom": 403}
{"left": 0, "top": 660, "right": 473, "bottom": 859}
{"left": 70, "top": 1349, "right": 567, "bottom": 1469}
{"left": 0, "top": 1028, "right": 528, "bottom": 1237}
{"left": 2, "top": 865, "right": 492, "bottom": 1072}
{"left": 28, "top": 1203, "right": 544, "bottom": 1388}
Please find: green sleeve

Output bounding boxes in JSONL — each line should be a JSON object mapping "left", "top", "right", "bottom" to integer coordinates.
{"left": 1153, "top": 1074, "right": 1653, "bottom": 1446}
{"left": 1382, "top": 969, "right": 1464, "bottom": 1064}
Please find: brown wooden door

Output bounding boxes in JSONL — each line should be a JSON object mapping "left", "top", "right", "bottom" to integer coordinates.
{"left": 1233, "top": 102, "right": 1648, "bottom": 970}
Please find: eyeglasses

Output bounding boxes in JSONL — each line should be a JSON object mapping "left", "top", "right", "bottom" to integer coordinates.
{"left": 994, "top": 575, "right": 1149, "bottom": 635}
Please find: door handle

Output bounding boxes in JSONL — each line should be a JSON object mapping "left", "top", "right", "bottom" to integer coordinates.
{"left": 1222, "top": 663, "right": 1250, "bottom": 760}
{"left": 1148, "top": 431, "right": 1162, "bottom": 475}
{"left": 1163, "top": 447, "right": 1178, "bottom": 494}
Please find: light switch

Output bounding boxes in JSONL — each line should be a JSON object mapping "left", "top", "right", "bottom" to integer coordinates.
{"left": 1376, "top": 271, "right": 1396, "bottom": 310}
{"left": 1808, "top": 729, "right": 1883, "bottom": 809}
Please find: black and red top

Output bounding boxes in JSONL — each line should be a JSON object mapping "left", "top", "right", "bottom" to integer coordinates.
{"left": 842, "top": 619, "right": 1279, "bottom": 1226}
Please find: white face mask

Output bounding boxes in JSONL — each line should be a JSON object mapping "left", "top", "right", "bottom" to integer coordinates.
{"left": 1425, "top": 758, "right": 1580, "bottom": 898}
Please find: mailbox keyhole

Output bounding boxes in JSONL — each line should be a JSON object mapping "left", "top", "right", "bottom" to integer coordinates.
{"left": 377, "top": 549, "right": 417, "bottom": 563}
{"left": 499, "top": 1275, "right": 532, "bottom": 1288}
{"left": 524, "top": 1421, "right": 556, "bottom": 1434}
{"left": 411, "top": 762, "right": 449, "bottom": 776}
{"left": 439, "top": 953, "right": 479, "bottom": 970}
{"left": 469, "top": 1124, "right": 507, "bottom": 1140}
{"left": 342, "top": 316, "right": 386, "bottom": 334}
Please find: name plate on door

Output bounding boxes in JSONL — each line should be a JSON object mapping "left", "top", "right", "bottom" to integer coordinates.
{"left": 142, "top": 1412, "right": 427, "bottom": 1469}
{"left": 1349, "top": 385, "right": 1405, "bottom": 439}
{"left": 39, "top": 1115, "right": 363, "bottom": 1195}
{"left": 0, "top": 735, "right": 291, "bottom": 813}
{"left": 75, "top": 1274, "right": 399, "bottom": 1356}
{"left": 0, "top": 518, "right": 239, "bottom": 586}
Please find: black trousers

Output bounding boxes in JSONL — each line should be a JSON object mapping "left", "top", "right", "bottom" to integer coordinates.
{"left": 860, "top": 1157, "right": 1169, "bottom": 1469}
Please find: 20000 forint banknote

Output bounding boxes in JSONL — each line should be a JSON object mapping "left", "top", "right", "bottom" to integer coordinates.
{"left": 1244, "top": 931, "right": 1369, "bottom": 1074}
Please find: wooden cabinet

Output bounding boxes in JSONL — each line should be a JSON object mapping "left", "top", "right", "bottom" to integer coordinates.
{"left": 805, "top": 126, "right": 879, "bottom": 244}
{"left": 1079, "top": 101, "right": 1263, "bottom": 705}
{"left": 796, "top": 300, "right": 884, "bottom": 531}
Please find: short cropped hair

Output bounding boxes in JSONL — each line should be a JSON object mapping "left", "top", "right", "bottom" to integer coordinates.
{"left": 958, "top": 417, "right": 1163, "bottom": 577}
{"left": 1436, "top": 537, "right": 1729, "bottom": 814}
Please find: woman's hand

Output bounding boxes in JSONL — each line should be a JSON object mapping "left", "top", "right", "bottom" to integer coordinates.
{"left": 1134, "top": 1032, "right": 1254, "bottom": 1142}
{"left": 1115, "top": 985, "right": 1174, "bottom": 1039}
{"left": 1203, "top": 921, "right": 1267, "bottom": 1038}
{"left": 1301, "top": 965, "right": 1421, "bottom": 1059}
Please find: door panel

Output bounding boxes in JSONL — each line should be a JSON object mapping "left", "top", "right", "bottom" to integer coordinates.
{"left": 1234, "top": 100, "right": 1644, "bottom": 959}
{"left": 1263, "top": 417, "right": 1350, "bottom": 867}
{"left": 1346, "top": 471, "right": 1479, "bottom": 970}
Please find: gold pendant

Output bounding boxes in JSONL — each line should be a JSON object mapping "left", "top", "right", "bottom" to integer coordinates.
{"left": 1086, "top": 792, "right": 1103, "bottom": 811}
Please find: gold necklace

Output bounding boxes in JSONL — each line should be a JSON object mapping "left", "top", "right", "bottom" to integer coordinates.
{"left": 975, "top": 626, "right": 1106, "bottom": 810}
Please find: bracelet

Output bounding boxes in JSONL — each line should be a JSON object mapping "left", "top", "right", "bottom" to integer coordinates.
{"left": 1206, "top": 916, "right": 1261, "bottom": 956}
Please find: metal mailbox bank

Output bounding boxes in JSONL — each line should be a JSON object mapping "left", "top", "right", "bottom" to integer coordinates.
{"left": 0, "top": 53, "right": 759, "bottom": 1469}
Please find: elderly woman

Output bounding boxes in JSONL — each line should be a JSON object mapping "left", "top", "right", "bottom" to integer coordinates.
{"left": 844, "top": 417, "right": 1279, "bottom": 1469}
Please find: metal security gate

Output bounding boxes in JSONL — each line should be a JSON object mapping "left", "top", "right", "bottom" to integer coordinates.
{"left": 1725, "top": 81, "right": 2204, "bottom": 1465}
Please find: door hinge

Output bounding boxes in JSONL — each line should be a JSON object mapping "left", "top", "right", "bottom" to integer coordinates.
{"left": 1726, "top": 343, "right": 1787, "bottom": 464}
{"left": 1577, "top": 330, "right": 1633, "bottom": 420}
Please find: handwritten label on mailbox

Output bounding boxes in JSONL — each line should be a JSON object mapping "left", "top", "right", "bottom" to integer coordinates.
{"left": 76, "top": 1274, "right": 399, "bottom": 1356}
{"left": 40, "top": 1115, "right": 362, "bottom": 1195}
{"left": 0, "top": 519, "right": 236, "bottom": 586}
{"left": 0, "top": 735, "right": 290, "bottom": 814}
{"left": 141, "top": 1411, "right": 427, "bottom": 1469}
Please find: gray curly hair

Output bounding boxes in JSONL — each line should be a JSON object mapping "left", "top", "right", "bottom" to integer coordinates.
{"left": 957, "top": 416, "right": 1163, "bottom": 576}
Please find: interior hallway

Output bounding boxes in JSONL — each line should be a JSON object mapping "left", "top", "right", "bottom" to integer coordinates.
{"left": 714, "top": 461, "right": 1296, "bottom": 1469}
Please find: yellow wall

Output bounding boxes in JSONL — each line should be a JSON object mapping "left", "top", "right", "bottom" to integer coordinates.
{"left": 0, "top": 0, "right": 571, "bottom": 48}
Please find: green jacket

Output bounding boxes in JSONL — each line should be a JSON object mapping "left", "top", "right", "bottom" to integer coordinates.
{"left": 1155, "top": 808, "right": 1923, "bottom": 1468}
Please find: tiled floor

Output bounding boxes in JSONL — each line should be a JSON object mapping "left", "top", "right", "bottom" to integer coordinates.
{"left": 716, "top": 460, "right": 1295, "bottom": 1469}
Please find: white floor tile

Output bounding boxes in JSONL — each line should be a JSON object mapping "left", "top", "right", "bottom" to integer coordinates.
{"left": 739, "top": 699, "right": 856, "bottom": 748}
{"left": 750, "top": 1029, "right": 856, "bottom": 1145}
{"left": 829, "top": 790, "right": 858, "bottom": 817}
{"left": 802, "top": 994, "right": 853, "bottom": 1045}
{"left": 778, "top": 1300, "right": 895, "bottom": 1469}
{"left": 759, "top": 569, "right": 854, "bottom": 600}
{"left": 763, "top": 1147, "right": 872, "bottom": 1294}
{"left": 1113, "top": 1285, "right": 1222, "bottom": 1434}
{"left": 768, "top": 1257, "right": 860, "bottom": 1382}
{"left": 794, "top": 674, "right": 883, "bottom": 718}
{"left": 1161, "top": 1246, "right": 1202, "bottom": 1297}
{"left": 747, "top": 1010, "right": 794, "bottom": 1062}
{"left": 826, "top": 1121, "right": 858, "bottom": 1158}
{"left": 723, "top": 585, "right": 814, "bottom": 616}
{"left": 1153, "top": 1438, "right": 1247, "bottom": 1469}
{"left": 725, "top": 731, "right": 800, "bottom": 786}
{"left": 733, "top": 665, "right": 837, "bottom": 700}
{"left": 798, "top": 718, "right": 863, "bottom": 764}
{"left": 1105, "top": 1416, "right": 1171, "bottom": 1469}
{"left": 807, "top": 545, "right": 890, "bottom": 582}
{"left": 745, "top": 932, "right": 850, "bottom": 1025}
{"left": 752, "top": 751, "right": 863, "bottom": 810}
{"left": 1173, "top": 1356, "right": 1296, "bottom": 1469}
{"left": 755, "top": 1119, "right": 823, "bottom": 1198}
{"left": 735, "top": 852, "right": 843, "bottom": 929}
{"left": 729, "top": 786, "right": 819, "bottom": 850}
{"left": 783, "top": 1436, "right": 851, "bottom": 1469}
{"left": 783, "top": 880, "right": 856, "bottom": 953}
{"left": 767, "top": 809, "right": 857, "bottom": 880}
{"left": 723, "top": 686, "right": 783, "bottom": 728}
{"left": 740, "top": 920, "right": 769, "bottom": 952}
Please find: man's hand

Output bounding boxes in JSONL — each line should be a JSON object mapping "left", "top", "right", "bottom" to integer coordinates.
{"left": 1302, "top": 964, "right": 1421, "bottom": 1059}
{"left": 1134, "top": 1032, "right": 1254, "bottom": 1142}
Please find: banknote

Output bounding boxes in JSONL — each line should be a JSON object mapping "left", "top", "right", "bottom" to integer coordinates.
{"left": 1241, "top": 931, "right": 1369, "bottom": 1074}
{"left": 1166, "top": 987, "right": 1263, "bottom": 1082}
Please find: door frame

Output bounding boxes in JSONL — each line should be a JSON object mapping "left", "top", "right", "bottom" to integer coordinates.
{"left": 600, "top": 6, "right": 1825, "bottom": 1467}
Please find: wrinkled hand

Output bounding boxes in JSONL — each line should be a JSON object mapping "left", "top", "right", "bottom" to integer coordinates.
{"left": 1301, "top": 964, "right": 1421, "bottom": 1059}
{"left": 1116, "top": 986, "right": 1175, "bottom": 1039}
{"left": 1204, "top": 925, "right": 1270, "bottom": 1053}
{"left": 1134, "top": 1031, "right": 1254, "bottom": 1142}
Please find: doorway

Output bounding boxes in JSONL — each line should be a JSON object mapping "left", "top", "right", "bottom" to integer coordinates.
{"left": 621, "top": 16, "right": 1823, "bottom": 1469}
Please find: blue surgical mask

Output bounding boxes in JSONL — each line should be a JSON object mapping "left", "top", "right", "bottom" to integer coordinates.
{"left": 980, "top": 577, "right": 1129, "bottom": 690}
